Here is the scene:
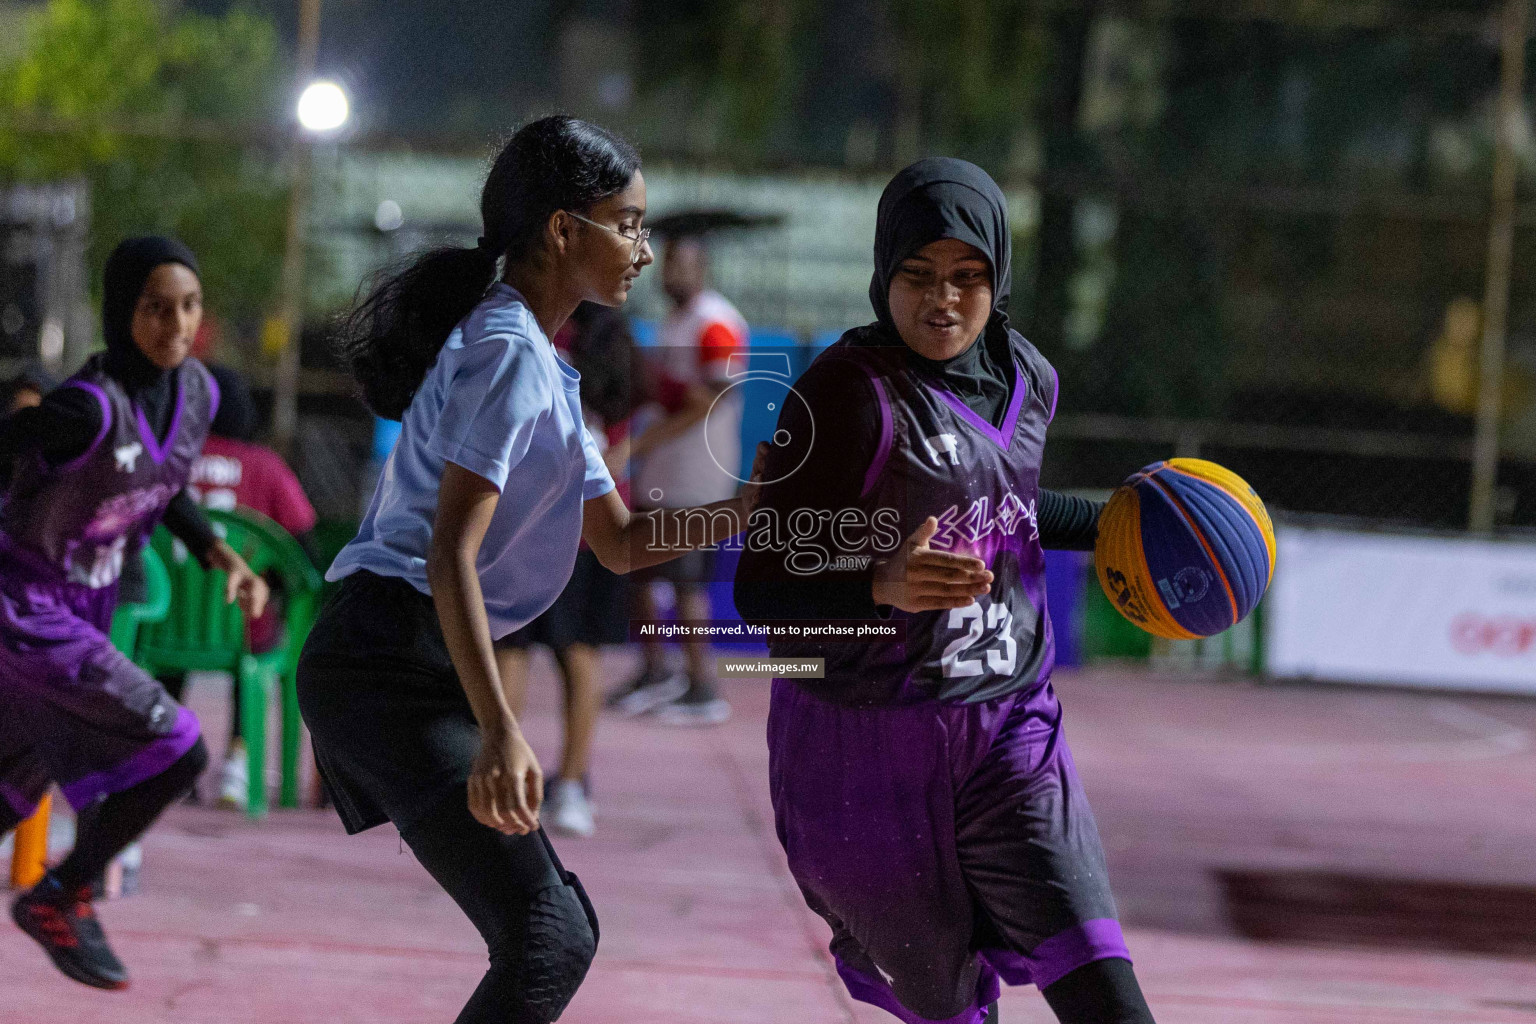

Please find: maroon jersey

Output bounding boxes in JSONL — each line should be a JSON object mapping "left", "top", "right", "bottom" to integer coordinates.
{"left": 186, "top": 435, "right": 316, "bottom": 537}
{"left": 0, "top": 356, "right": 217, "bottom": 589}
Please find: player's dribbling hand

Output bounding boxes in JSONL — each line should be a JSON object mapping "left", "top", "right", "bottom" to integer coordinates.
{"left": 871, "top": 516, "right": 993, "bottom": 613}
{"left": 739, "top": 440, "right": 770, "bottom": 516}
{"left": 469, "top": 725, "right": 543, "bottom": 836}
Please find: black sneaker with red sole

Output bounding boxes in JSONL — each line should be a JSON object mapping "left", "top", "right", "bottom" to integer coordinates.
{"left": 11, "top": 874, "right": 129, "bottom": 990}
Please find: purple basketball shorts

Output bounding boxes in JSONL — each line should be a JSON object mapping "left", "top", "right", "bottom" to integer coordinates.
{"left": 0, "top": 565, "right": 200, "bottom": 819}
{"left": 768, "top": 678, "right": 1129, "bottom": 1024}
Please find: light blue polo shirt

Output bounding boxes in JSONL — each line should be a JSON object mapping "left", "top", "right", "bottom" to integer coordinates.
{"left": 328, "top": 283, "right": 615, "bottom": 638}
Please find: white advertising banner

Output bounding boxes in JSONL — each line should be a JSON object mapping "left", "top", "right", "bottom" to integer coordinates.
{"left": 1267, "top": 526, "right": 1536, "bottom": 694}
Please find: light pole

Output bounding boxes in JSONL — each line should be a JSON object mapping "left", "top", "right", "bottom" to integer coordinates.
{"left": 1469, "top": 0, "right": 1528, "bottom": 533}
{"left": 271, "top": 0, "right": 341, "bottom": 456}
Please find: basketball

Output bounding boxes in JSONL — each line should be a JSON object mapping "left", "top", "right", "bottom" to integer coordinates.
{"left": 1095, "top": 458, "right": 1275, "bottom": 639}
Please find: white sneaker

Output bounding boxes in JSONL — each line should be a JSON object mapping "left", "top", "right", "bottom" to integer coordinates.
{"left": 544, "top": 778, "right": 595, "bottom": 838}
{"left": 218, "top": 750, "right": 248, "bottom": 810}
{"left": 652, "top": 681, "right": 732, "bottom": 727}
{"left": 605, "top": 670, "right": 688, "bottom": 718}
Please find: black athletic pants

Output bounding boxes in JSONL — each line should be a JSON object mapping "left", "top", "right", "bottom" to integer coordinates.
{"left": 395, "top": 790, "right": 598, "bottom": 1024}
{"left": 298, "top": 573, "right": 597, "bottom": 1024}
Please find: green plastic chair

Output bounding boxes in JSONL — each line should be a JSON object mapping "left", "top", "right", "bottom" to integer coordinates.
{"left": 108, "top": 544, "right": 173, "bottom": 656}
{"left": 134, "top": 509, "right": 324, "bottom": 818}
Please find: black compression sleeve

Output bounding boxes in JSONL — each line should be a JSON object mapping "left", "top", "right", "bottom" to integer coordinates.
{"left": 1040, "top": 957, "right": 1156, "bottom": 1023}
{"left": 733, "top": 358, "right": 885, "bottom": 622}
{"left": 1037, "top": 489, "right": 1103, "bottom": 551}
{"left": 0, "top": 386, "right": 102, "bottom": 466}
{"left": 162, "top": 490, "right": 219, "bottom": 566}
{"left": 53, "top": 740, "right": 209, "bottom": 892}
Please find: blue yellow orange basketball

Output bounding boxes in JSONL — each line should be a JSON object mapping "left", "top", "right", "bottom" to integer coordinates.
{"left": 1094, "top": 459, "right": 1275, "bottom": 640}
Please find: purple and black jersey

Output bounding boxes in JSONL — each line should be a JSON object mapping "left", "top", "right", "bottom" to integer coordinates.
{"left": 760, "top": 332, "right": 1133, "bottom": 1022}
{"left": 773, "top": 328, "right": 1058, "bottom": 707}
{"left": 0, "top": 355, "right": 213, "bottom": 819}
{"left": 0, "top": 354, "right": 217, "bottom": 591}
{"left": 753, "top": 158, "right": 1137, "bottom": 1024}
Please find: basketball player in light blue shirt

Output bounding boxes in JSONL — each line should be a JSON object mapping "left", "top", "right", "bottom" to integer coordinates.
{"left": 297, "top": 117, "right": 761, "bottom": 1024}
{"left": 329, "top": 282, "right": 620, "bottom": 638}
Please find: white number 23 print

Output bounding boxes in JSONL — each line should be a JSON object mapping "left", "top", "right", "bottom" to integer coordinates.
{"left": 940, "top": 601, "right": 1017, "bottom": 679}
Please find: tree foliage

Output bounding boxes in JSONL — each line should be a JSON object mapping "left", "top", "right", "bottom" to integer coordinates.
{"left": 0, "top": 0, "right": 289, "bottom": 326}
{"left": 886, "top": 0, "right": 1046, "bottom": 168}
{"left": 638, "top": 0, "right": 1045, "bottom": 168}
{"left": 636, "top": 0, "right": 812, "bottom": 157}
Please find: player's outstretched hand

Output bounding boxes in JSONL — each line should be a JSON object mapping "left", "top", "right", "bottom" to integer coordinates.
{"left": 872, "top": 516, "right": 993, "bottom": 613}
{"left": 207, "top": 540, "right": 270, "bottom": 619}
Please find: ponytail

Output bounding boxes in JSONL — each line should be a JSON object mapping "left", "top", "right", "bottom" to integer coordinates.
{"left": 335, "top": 246, "right": 498, "bottom": 420}
{"left": 335, "top": 116, "right": 640, "bottom": 421}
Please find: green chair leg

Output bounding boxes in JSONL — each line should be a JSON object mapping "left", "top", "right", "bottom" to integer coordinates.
{"left": 279, "top": 670, "right": 301, "bottom": 809}
{"left": 139, "top": 511, "right": 326, "bottom": 822}
{"left": 239, "top": 656, "right": 268, "bottom": 819}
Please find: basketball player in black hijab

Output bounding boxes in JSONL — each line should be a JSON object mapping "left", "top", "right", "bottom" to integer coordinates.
{"left": 0, "top": 236, "right": 266, "bottom": 990}
{"left": 736, "top": 160, "right": 1154, "bottom": 1023}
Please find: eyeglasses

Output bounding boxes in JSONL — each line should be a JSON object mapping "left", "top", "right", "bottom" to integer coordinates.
{"left": 566, "top": 211, "right": 651, "bottom": 265}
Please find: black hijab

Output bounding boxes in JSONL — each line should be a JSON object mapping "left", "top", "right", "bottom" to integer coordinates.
{"left": 101, "top": 236, "right": 200, "bottom": 442}
{"left": 865, "top": 158, "right": 1015, "bottom": 426}
{"left": 102, "top": 236, "right": 201, "bottom": 395}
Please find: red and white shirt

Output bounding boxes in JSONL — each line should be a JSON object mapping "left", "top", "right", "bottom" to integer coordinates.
{"left": 185, "top": 435, "right": 317, "bottom": 538}
{"left": 635, "top": 290, "right": 747, "bottom": 507}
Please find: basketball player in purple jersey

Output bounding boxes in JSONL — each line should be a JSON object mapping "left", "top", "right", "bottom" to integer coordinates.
{"left": 0, "top": 237, "right": 267, "bottom": 990}
{"left": 736, "top": 161, "right": 1155, "bottom": 1023}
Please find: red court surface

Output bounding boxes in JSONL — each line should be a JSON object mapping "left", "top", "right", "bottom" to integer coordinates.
{"left": 6, "top": 660, "right": 1536, "bottom": 1023}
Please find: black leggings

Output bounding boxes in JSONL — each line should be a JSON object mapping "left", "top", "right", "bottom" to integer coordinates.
{"left": 1040, "top": 957, "right": 1156, "bottom": 1023}
{"left": 0, "top": 740, "right": 209, "bottom": 892}
{"left": 397, "top": 788, "right": 598, "bottom": 1024}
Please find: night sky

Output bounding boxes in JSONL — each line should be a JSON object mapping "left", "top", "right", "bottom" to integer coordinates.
{"left": 189, "top": 0, "right": 569, "bottom": 135}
